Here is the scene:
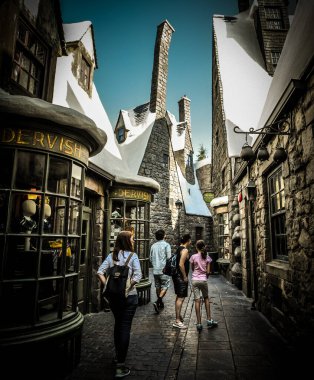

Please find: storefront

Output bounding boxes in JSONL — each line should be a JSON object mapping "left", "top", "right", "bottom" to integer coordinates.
{"left": 0, "top": 93, "right": 106, "bottom": 372}
{"left": 109, "top": 186, "right": 152, "bottom": 304}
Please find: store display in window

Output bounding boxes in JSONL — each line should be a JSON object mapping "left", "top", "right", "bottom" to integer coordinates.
{"left": 20, "top": 199, "right": 37, "bottom": 250}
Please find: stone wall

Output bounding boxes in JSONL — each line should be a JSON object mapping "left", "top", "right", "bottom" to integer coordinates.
{"left": 138, "top": 118, "right": 182, "bottom": 249}
{"left": 235, "top": 71, "right": 314, "bottom": 344}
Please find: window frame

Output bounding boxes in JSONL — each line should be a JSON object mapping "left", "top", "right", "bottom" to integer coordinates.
{"left": 264, "top": 7, "right": 283, "bottom": 30}
{"left": 11, "top": 18, "right": 48, "bottom": 98}
{"left": 79, "top": 55, "right": 91, "bottom": 92}
{"left": 116, "top": 126, "right": 126, "bottom": 144}
{"left": 267, "top": 167, "right": 288, "bottom": 261}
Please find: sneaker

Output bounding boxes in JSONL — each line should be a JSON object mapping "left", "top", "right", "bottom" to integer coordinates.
{"left": 173, "top": 321, "right": 187, "bottom": 329}
{"left": 115, "top": 365, "right": 130, "bottom": 378}
{"left": 207, "top": 319, "right": 218, "bottom": 328}
{"left": 153, "top": 302, "right": 159, "bottom": 314}
{"left": 196, "top": 323, "right": 203, "bottom": 332}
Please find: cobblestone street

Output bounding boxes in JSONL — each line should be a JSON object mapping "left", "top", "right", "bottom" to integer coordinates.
{"left": 65, "top": 272, "right": 302, "bottom": 380}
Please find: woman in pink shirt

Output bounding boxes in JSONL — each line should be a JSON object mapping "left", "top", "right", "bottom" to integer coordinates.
{"left": 190, "top": 240, "right": 218, "bottom": 331}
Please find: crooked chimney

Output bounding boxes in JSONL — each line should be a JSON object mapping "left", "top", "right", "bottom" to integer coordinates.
{"left": 150, "top": 20, "right": 175, "bottom": 119}
{"left": 178, "top": 95, "right": 191, "bottom": 136}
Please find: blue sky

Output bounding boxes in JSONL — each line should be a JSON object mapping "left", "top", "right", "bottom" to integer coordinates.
{"left": 60, "top": 0, "right": 238, "bottom": 158}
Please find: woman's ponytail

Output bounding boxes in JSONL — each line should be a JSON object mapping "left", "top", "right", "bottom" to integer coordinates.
{"left": 196, "top": 240, "right": 206, "bottom": 260}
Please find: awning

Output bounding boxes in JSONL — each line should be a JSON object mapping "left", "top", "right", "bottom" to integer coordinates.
{"left": 210, "top": 195, "right": 229, "bottom": 208}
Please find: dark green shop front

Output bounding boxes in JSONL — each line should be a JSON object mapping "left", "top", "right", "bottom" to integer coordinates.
{"left": 0, "top": 95, "right": 106, "bottom": 374}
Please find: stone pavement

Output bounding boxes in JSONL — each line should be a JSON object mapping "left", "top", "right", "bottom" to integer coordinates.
{"left": 65, "top": 272, "right": 304, "bottom": 380}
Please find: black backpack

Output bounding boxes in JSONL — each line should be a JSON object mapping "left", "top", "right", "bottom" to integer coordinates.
{"left": 103, "top": 252, "right": 134, "bottom": 300}
{"left": 163, "top": 254, "right": 178, "bottom": 276}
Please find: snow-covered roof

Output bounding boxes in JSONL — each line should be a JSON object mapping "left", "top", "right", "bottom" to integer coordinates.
{"left": 166, "top": 111, "right": 186, "bottom": 152}
{"left": 63, "top": 22, "right": 97, "bottom": 67}
{"left": 116, "top": 103, "right": 156, "bottom": 174}
{"left": 257, "top": 0, "right": 314, "bottom": 131}
{"left": 213, "top": 10, "right": 272, "bottom": 156}
{"left": 210, "top": 196, "right": 229, "bottom": 208}
{"left": 194, "top": 157, "right": 211, "bottom": 170}
{"left": 176, "top": 164, "right": 211, "bottom": 217}
{"left": 53, "top": 23, "right": 159, "bottom": 192}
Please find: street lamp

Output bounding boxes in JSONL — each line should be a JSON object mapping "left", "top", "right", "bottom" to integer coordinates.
{"left": 175, "top": 199, "right": 183, "bottom": 243}
{"left": 234, "top": 114, "right": 291, "bottom": 163}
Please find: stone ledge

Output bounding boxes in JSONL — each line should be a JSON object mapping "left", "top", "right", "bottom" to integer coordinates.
{"left": 265, "top": 260, "right": 291, "bottom": 281}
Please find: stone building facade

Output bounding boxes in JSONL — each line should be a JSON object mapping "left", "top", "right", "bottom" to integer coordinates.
{"left": 211, "top": 0, "right": 314, "bottom": 346}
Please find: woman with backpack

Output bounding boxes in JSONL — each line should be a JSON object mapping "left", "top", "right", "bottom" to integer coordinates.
{"left": 97, "top": 230, "right": 142, "bottom": 378}
{"left": 190, "top": 240, "right": 218, "bottom": 332}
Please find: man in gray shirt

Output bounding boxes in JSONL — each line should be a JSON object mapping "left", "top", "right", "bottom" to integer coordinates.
{"left": 150, "top": 229, "right": 172, "bottom": 313}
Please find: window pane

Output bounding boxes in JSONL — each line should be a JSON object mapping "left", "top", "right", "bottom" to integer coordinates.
{"left": 137, "top": 202, "right": 146, "bottom": 220}
{"left": 37, "top": 279, "right": 61, "bottom": 322}
{"left": 18, "top": 69, "right": 29, "bottom": 89}
{"left": 0, "top": 149, "right": 14, "bottom": 188}
{"left": 70, "top": 164, "right": 82, "bottom": 198}
{"left": 3, "top": 236, "right": 39, "bottom": 279}
{"left": 10, "top": 193, "right": 39, "bottom": 233}
{"left": 68, "top": 200, "right": 80, "bottom": 235}
{"left": 63, "top": 276, "right": 74, "bottom": 314}
{"left": 0, "top": 192, "right": 8, "bottom": 232}
{"left": 45, "top": 196, "right": 66, "bottom": 235}
{"left": 125, "top": 200, "right": 137, "bottom": 220}
{"left": 40, "top": 240, "right": 58, "bottom": 276}
{"left": 14, "top": 151, "right": 45, "bottom": 191}
{"left": 67, "top": 238, "right": 79, "bottom": 273}
{"left": 47, "top": 157, "right": 69, "bottom": 194}
{"left": 1, "top": 282, "right": 36, "bottom": 326}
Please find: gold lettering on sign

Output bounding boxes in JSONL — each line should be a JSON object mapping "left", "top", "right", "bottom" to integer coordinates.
{"left": 64, "top": 139, "right": 74, "bottom": 155}
{"left": 33, "top": 131, "right": 45, "bottom": 147}
{"left": 111, "top": 188, "right": 151, "bottom": 202}
{"left": 0, "top": 127, "right": 89, "bottom": 165}
{"left": 2, "top": 128, "right": 15, "bottom": 143}
{"left": 17, "top": 129, "right": 29, "bottom": 144}
{"left": 47, "top": 134, "right": 58, "bottom": 149}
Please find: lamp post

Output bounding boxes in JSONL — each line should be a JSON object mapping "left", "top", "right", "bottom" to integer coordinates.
{"left": 175, "top": 199, "right": 183, "bottom": 243}
{"left": 245, "top": 177, "right": 258, "bottom": 309}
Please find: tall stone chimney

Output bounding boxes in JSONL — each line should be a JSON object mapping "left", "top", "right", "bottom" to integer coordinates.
{"left": 238, "top": 0, "right": 250, "bottom": 12}
{"left": 178, "top": 95, "right": 191, "bottom": 135}
{"left": 150, "top": 20, "right": 175, "bottom": 119}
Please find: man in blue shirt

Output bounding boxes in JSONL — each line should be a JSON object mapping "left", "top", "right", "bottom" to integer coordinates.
{"left": 150, "top": 229, "right": 172, "bottom": 313}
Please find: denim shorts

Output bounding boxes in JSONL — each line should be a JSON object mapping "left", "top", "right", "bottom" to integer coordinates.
{"left": 153, "top": 274, "right": 171, "bottom": 289}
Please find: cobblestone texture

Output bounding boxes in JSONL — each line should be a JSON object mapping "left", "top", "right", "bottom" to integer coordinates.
{"left": 63, "top": 271, "right": 310, "bottom": 380}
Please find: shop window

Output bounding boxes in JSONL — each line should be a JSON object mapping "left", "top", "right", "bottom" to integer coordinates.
{"left": 80, "top": 56, "right": 91, "bottom": 91}
{"left": 0, "top": 148, "right": 85, "bottom": 327}
{"left": 0, "top": 148, "right": 14, "bottom": 188}
{"left": 11, "top": 20, "right": 47, "bottom": 97}
{"left": 109, "top": 197, "right": 150, "bottom": 276}
{"left": 217, "top": 213, "right": 229, "bottom": 258}
{"left": 268, "top": 167, "right": 287, "bottom": 260}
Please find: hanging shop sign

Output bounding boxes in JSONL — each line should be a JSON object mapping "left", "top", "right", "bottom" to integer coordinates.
{"left": 110, "top": 188, "right": 152, "bottom": 202}
{"left": 0, "top": 127, "right": 89, "bottom": 165}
